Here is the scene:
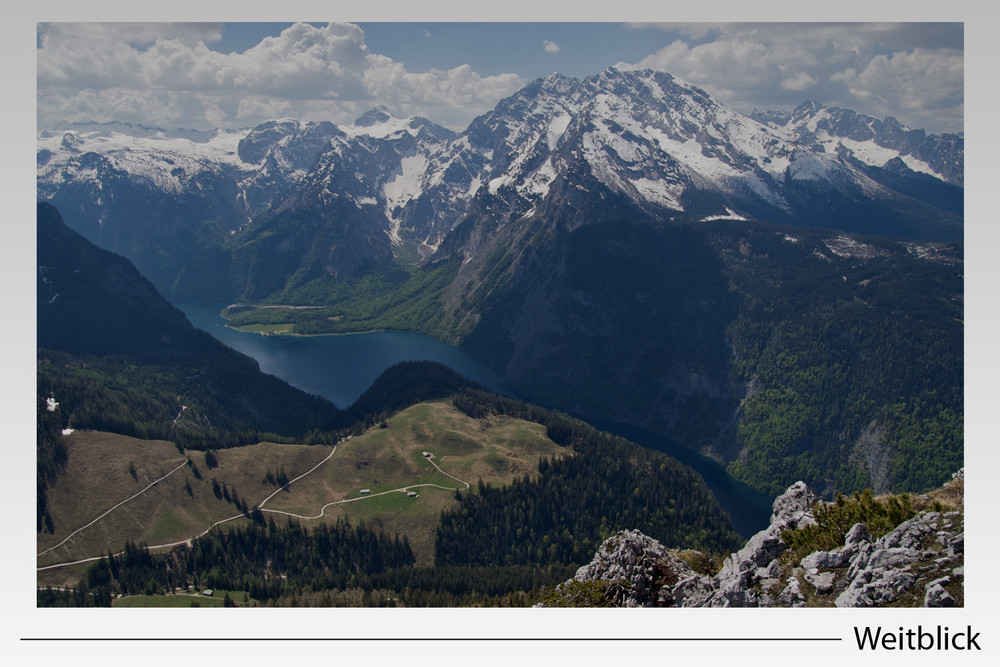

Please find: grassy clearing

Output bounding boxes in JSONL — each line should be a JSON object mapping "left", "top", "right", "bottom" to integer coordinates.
{"left": 112, "top": 588, "right": 250, "bottom": 608}
{"left": 262, "top": 399, "right": 567, "bottom": 566}
{"left": 36, "top": 561, "right": 93, "bottom": 591}
{"left": 38, "top": 399, "right": 568, "bottom": 577}
{"left": 37, "top": 432, "right": 331, "bottom": 570}
{"left": 917, "top": 477, "right": 963, "bottom": 512}
{"left": 233, "top": 323, "right": 294, "bottom": 334}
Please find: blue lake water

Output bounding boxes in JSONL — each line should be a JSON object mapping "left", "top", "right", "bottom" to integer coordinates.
{"left": 175, "top": 302, "right": 516, "bottom": 409}
{"left": 176, "top": 301, "right": 772, "bottom": 537}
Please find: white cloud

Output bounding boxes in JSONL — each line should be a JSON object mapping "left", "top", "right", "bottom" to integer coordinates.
{"left": 780, "top": 71, "right": 817, "bottom": 92}
{"left": 619, "top": 23, "right": 963, "bottom": 134}
{"left": 833, "top": 48, "right": 963, "bottom": 111}
{"left": 35, "top": 22, "right": 963, "bottom": 135}
{"left": 37, "top": 22, "right": 523, "bottom": 131}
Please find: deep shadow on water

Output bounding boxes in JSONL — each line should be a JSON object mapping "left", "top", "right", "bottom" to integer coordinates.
{"left": 589, "top": 419, "right": 773, "bottom": 539}
{"left": 175, "top": 301, "right": 516, "bottom": 409}
{"left": 176, "top": 301, "right": 771, "bottom": 539}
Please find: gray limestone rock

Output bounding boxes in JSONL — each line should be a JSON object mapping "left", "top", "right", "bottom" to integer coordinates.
{"left": 672, "top": 574, "right": 716, "bottom": 607}
{"left": 801, "top": 548, "right": 850, "bottom": 570}
{"left": 836, "top": 568, "right": 916, "bottom": 607}
{"left": 804, "top": 569, "right": 837, "bottom": 595}
{"left": 541, "top": 474, "right": 963, "bottom": 608}
{"left": 844, "top": 522, "right": 872, "bottom": 547}
{"left": 800, "top": 521, "right": 871, "bottom": 571}
{"left": 777, "top": 576, "right": 807, "bottom": 607}
{"left": 924, "top": 582, "right": 956, "bottom": 607}
{"left": 570, "top": 529, "right": 698, "bottom": 607}
{"left": 769, "top": 481, "right": 818, "bottom": 531}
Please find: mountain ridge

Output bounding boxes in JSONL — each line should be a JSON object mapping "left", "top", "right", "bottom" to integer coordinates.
{"left": 38, "top": 67, "right": 963, "bottom": 305}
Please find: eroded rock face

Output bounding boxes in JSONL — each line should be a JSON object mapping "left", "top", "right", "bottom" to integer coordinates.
{"left": 770, "top": 481, "right": 818, "bottom": 531}
{"left": 565, "top": 529, "right": 699, "bottom": 607}
{"left": 541, "top": 472, "right": 964, "bottom": 608}
{"left": 833, "top": 510, "right": 963, "bottom": 607}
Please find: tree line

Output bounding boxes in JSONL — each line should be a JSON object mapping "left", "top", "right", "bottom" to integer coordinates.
{"left": 438, "top": 389, "right": 743, "bottom": 568}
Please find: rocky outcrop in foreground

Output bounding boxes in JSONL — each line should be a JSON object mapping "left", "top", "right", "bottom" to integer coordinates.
{"left": 540, "top": 472, "right": 964, "bottom": 607}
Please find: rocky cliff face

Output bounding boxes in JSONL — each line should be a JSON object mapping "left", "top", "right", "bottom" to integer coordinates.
{"left": 540, "top": 470, "right": 964, "bottom": 608}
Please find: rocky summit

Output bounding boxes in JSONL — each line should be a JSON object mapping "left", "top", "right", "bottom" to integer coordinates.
{"left": 540, "top": 470, "right": 964, "bottom": 607}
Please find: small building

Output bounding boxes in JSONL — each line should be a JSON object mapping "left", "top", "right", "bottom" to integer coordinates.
{"left": 202, "top": 589, "right": 214, "bottom": 597}
{"left": 407, "top": 491, "right": 418, "bottom": 498}
{"left": 422, "top": 451, "right": 431, "bottom": 458}
{"left": 360, "top": 489, "right": 371, "bottom": 495}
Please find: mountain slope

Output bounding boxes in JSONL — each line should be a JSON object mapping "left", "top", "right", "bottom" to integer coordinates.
{"left": 751, "top": 100, "right": 963, "bottom": 186}
{"left": 317, "top": 216, "right": 962, "bottom": 500}
{"left": 37, "top": 202, "right": 342, "bottom": 450}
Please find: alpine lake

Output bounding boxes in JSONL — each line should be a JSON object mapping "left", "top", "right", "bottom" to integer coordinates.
{"left": 177, "top": 301, "right": 772, "bottom": 537}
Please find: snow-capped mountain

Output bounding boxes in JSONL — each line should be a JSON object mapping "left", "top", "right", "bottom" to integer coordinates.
{"left": 453, "top": 68, "right": 961, "bottom": 236}
{"left": 274, "top": 106, "right": 482, "bottom": 259}
{"left": 751, "top": 101, "right": 963, "bottom": 187}
{"left": 37, "top": 67, "right": 963, "bottom": 302}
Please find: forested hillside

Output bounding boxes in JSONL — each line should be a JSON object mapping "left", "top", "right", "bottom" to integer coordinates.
{"left": 712, "top": 222, "right": 963, "bottom": 497}
{"left": 438, "top": 390, "right": 742, "bottom": 566}
{"left": 38, "top": 202, "right": 741, "bottom": 606}
{"left": 237, "top": 216, "right": 962, "bottom": 499}
{"left": 36, "top": 203, "right": 342, "bottom": 531}
{"left": 40, "top": 390, "right": 742, "bottom": 607}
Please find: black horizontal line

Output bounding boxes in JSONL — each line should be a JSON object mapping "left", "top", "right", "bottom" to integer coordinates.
{"left": 23, "top": 637, "right": 842, "bottom": 642}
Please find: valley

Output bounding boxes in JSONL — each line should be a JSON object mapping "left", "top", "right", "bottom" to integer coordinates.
{"left": 35, "top": 61, "right": 964, "bottom": 609}
{"left": 38, "top": 68, "right": 964, "bottom": 504}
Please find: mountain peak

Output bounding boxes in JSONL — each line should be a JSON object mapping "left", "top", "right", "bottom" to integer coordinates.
{"left": 353, "top": 105, "right": 394, "bottom": 127}
{"left": 793, "top": 100, "right": 826, "bottom": 118}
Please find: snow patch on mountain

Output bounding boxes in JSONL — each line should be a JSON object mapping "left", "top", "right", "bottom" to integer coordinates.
{"left": 631, "top": 176, "right": 684, "bottom": 210}
{"left": 38, "top": 127, "right": 248, "bottom": 168}
{"left": 547, "top": 113, "right": 571, "bottom": 151}
{"left": 830, "top": 137, "right": 945, "bottom": 180}
{"left": 646, "top": 130, "right": 738, "bottom": 180}
{"left": 383, "top": 154, "right": 430, "bottom": 213}
{"left": 701, "top": 208, "right": 748, "bottom": 222}
{"left": 345, "top": 115, "right": 418, "bottom": 140}
{"left": 786, "top": 151, "right": 846, "bottom": 182}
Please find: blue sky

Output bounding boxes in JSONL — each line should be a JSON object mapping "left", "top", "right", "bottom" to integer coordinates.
{"left": 211, "top": 23, "right": 675, "bottom": 76}
{"left": 35, "top": 21, "right": 965, "bottom": 134}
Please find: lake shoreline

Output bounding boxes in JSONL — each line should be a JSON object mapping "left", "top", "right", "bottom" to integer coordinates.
{"left": 175, "top": 299, "right": 771, "bottom": 538}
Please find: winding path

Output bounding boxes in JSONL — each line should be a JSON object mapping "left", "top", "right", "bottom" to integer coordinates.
{"left": 424, "top": 452, "right": 471, "bottom": 490}
{"left": 258, "top": 452, "right": 470, "bottom": 521}
{"left": 37, "top": 457, "right": 190, "bottom": 558}
{"left": 37, "top": 443, "right": 468, "bottom": 572}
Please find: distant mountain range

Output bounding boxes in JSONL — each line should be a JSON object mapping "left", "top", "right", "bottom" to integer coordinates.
{"left": 38, "top": 67, "right": 962, "bottom": 303}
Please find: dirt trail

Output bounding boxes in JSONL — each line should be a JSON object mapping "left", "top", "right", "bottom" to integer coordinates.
{"left": 37, "top": 457, "right": 190, "bottom": 559}
{"left": 259, "top": 451, "right": 470, "bottom": 521}
{"left": 37, "top": 443, "right": 468, "bottom": 571}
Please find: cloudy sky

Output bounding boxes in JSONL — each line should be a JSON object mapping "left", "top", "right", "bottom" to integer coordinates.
{"left": 36, "top": 21, "right": 964, "bottom": 135}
